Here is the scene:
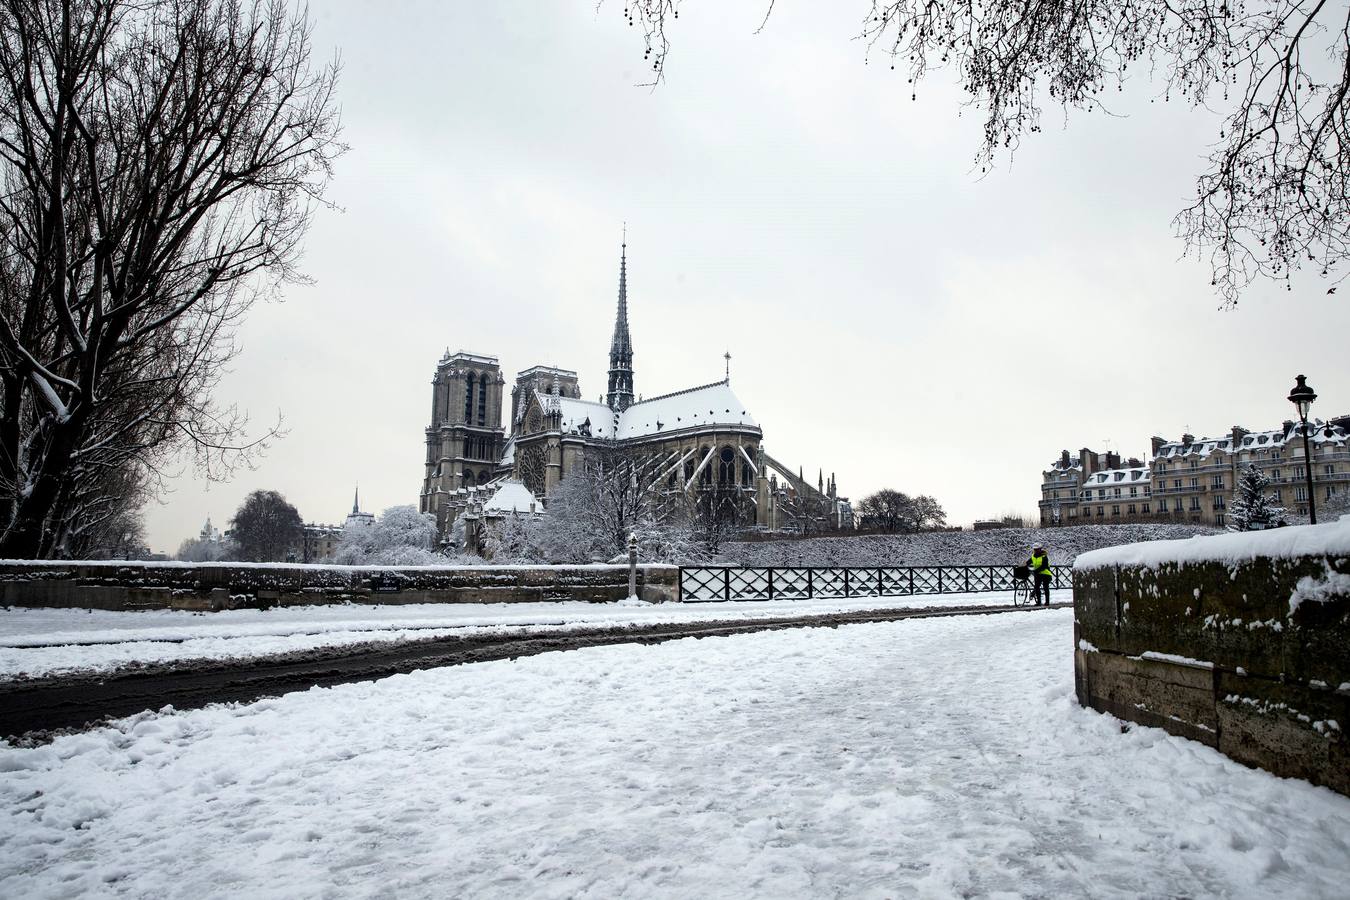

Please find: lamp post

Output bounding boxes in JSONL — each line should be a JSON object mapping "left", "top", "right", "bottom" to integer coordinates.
{"left": 1288, "top": 374, "right": 1318, "bottom": 525}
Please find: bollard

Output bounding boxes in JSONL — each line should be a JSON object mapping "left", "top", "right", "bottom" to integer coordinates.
{"left": 627, "top": 533, "right": 638, "bottom": 600}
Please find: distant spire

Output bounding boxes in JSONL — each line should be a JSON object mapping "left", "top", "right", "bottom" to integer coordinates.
{"left": 606, "top": 231, "right": 635, "bottom": 412}
{"left": 724, "top": 351, "right": 731, "bottom": 383}
{"left": 352, "top": 485, "right": 360, "bottom": 515}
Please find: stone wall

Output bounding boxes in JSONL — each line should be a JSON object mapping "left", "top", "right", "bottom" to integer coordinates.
{"left": 1074, "top": 542, "right": 1349, "bottom": 796}
{"left": 0, "top": 561, "right": 680, "bottom": 611}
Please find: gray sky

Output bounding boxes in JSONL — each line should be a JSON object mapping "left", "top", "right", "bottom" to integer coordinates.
{"left": 143, "top": 1, "right": 1350, "bottom": 553}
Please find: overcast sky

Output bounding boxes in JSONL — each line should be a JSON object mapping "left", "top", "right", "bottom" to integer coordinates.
{"left": 143, "top": 1, "right": 1350, "bottom": 553}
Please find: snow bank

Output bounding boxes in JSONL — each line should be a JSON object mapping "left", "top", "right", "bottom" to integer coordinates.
{"left": 2, "top": 610, "right": 1346, "bottom": 897}
{"left": 1075, "top": 516, "right": 1350, "bottom": 572}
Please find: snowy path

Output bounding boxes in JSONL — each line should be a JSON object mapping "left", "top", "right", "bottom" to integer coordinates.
{"left": 2, "top": 608, "right": 1347, "bottom": 898}
{"left": 0, "top": 589, "right": 1066, "bottom": 680}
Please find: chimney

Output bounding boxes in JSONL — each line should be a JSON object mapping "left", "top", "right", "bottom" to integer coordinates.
{"left": 1181, "top": 433, "right": 1194, "bottom": 447}
{"left": 1150, "top": 436, "right": 1166, "bottom": 457}
{"left": 1127, "top": 457, "right": 1142, "bottom": 468}
{"left": 1080, "top": 447, "right": 1095, "bottom": 477}
{"left": 1106, "top": 451, "right": 1121, "bottom": 471}
{"left": 1060, "top": 449, "right": 1071, "bottom": 468}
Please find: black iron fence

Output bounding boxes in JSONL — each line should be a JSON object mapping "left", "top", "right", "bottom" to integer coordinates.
{"left": 678, "top": 565, "right": 1072, "bottom": 603}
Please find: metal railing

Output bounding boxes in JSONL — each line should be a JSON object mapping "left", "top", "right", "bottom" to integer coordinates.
{"left": 678, "top": 565, "right": 1072, "bottom": 602}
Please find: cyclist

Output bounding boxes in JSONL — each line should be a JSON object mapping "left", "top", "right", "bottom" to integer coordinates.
{"left": 1027, "top": 543, "right": 1052, "bottom": 606}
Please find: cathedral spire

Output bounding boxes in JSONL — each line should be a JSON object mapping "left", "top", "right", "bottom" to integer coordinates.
{"left": 606, "top": 231, "right": 635, "bottom": 412}
{"left": 352, "top": 485, "right": 360, "bottom": 516}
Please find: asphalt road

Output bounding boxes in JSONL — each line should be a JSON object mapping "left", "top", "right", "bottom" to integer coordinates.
{"left": 0, "top": 601, "right": 1071, "bottom": 741}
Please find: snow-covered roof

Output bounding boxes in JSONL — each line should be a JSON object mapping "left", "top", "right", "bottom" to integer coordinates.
{"left": 545, "top": 394, "right": 619, "bottom": 439}
{"left": 484, "top": 480, "right": 538, "bottom": 514}
{"left": 1083, "top": 466, "right": 1150, "bottom": 486}
{"left": 1155, "top": 419, "right": 1348, "bottom": 461}
{"left": 528, "top": 381, "right": 759, "bottom": 442}
{"left": 615, "top": 381, "right": 757, "bottom": 440}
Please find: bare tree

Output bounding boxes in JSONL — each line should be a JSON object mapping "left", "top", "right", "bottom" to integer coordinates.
{"left": 613, "top": 1, "right": 1350, "bottom": 306}
{"left": 857, "top": 488, "right": 947, "bottom": 532}
{"left": 531, "top": 444, "right": 702, "bottom": 562}
{"left": 0, "top": 0, "right": 342, "bottom": 558}
{"left": 229, "top": 488, "right": 301, "bottom": 562}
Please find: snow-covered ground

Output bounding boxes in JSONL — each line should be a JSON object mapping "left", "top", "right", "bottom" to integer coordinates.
{"left": 0, "top": 589, "right": 1067, "bottom": 680}
{"left": 3, "top": 609, "right": 1347, "bottom": 898}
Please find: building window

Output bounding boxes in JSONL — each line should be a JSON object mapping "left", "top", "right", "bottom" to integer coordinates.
{"left": 1215, "top": 514, "right": 1225, "bottom": 527}
{"left": 1327, "top": 485, "right": 1337, "bottom": 500}
{"left": 1295, "top": 486, "right": 1307, "bottom": 502}
{"left": 1082, "top": 507, "right": 1091, "bottom": 518}
{"left": 1142, "top": 503, "right": 1151, "bottom": 514}
{"left": 1129, "top": 486, "right": 1138, "bottom": 497}
{"left": 1294, "top": 465, "right": 1306, "bottom": 479}
{"left": 477, "top": 377, "right": 488, "bottom": 425}
{"left": 1174, "top": 499, "right": 1183, "bottom": 512}
{"left": 717, "top": 446, "right": 736, "bottom": 485}
{"left": 1214, "top": 495, "right": 1225, "bottom": 509}
{"left": 1325, "top": 465, "right": 1336, "bottom": 476}
{"left": 1113, "top": 487, "right": 1122, "bottom": 498}
{"left": 1097, "top": 506, "right": 1105, "bottom": 516}
{"left": 1127, "top": 504, "right": 1136, "bottom": 515}
{"left": 1112, "top": 504, "right": 1121, "bottom": 515}
{"left": 1211, "top": 475, "right": 1225, "bottom": 489}
{"left": 1189, "top": 477, "right": 1199, "bottom": 489}
{"left": 1189, "top": 497, "right": 1201, "bottom": 511}
{"left": 1173, "top": 479, "right": 1182, "bottom": 490}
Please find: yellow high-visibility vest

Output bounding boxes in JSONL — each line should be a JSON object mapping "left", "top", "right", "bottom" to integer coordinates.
{"left": 1030, "top": 553, "right": 1050, "bottom": 575}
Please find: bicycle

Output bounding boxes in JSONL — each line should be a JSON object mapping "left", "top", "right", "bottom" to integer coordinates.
{"left": 1011, "top": 565, "right": 1034, "bottom": 607}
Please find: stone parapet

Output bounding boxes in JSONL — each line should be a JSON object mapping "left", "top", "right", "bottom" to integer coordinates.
{"left": 1073, "top": 525, "right": 1349, "bottom": 795}
{"left": 0, "top": 561, "right": 680, "bottom": 610}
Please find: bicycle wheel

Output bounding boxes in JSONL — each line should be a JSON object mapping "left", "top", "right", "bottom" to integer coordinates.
{"left": 1012, "top": 582, "right": 1030, "bottom": 606}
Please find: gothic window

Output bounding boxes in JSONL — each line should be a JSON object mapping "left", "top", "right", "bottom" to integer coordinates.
{"left": 464, "top": 373, "right": 476, "bottom": 423}
{"left": 742, "top": 459, "right": 754, "bottom": 487}
{"left": 463, "top": 469, "right": 475, "bottom": 487}
{"left": 700, "top": 447, "right": 713, "bottom": 485}
{"left": 477, "top": 374, "right": 488, "bottom": 425}
{"left": 479, "top": 469, "right": 490, "bottom": 484}
{"left": 717, "top": 447, "right": 735, "bottom": 485}
{"left": 519, "top": 445, "right": 547, "bottom": 496}
{"left": 527, "top": 409, "right": 542, "bottom": 433}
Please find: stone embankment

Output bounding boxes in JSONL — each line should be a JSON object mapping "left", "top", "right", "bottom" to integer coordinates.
{"left": 0, "top": 560, "right": 679, "bottom": 610}
{"left": 1073, "top": 519, "right": 1349, "bottom": 796}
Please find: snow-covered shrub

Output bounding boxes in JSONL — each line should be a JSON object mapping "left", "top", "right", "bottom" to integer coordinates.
{"left": 333, "top": 505, "right": 439, "bottom": 565}
{"left": 482, "top": 513, "right": 547, "bottom": 564}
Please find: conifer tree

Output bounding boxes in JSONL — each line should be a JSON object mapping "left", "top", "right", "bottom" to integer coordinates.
{"left": 1227, "top": 465, "right": 1286, "bottom": 532}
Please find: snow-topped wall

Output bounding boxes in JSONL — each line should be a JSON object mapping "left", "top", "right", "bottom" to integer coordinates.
{"left": 0, "top": 560, "right": 680, "bottom": 610}
{"left": 1072, "top": 517, "right": 1349, "bottom": 795}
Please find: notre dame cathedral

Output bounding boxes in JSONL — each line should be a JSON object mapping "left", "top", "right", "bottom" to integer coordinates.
{"left": 418, "top": 241, "right": 852, "bottom": 542}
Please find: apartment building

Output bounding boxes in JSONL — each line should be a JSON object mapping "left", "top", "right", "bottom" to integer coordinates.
{"left": 1040, "top": 415, "right": 1350, "bottom": 528}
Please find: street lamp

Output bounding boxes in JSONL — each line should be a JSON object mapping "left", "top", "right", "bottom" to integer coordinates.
{"left": 1287, "top": 374, "right": 1318, "bottom": 525}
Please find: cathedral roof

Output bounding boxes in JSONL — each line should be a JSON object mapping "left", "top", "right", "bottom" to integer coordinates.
{"left": 528, "top": 381, "right": 758, "bottom": 442}
{"left": 484, "top": 480, "right": 537, "bottom": 513}
{"left": 615, "top": 381, "right": 757, "bottom": 440}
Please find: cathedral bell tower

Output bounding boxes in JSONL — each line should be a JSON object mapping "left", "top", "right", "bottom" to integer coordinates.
{"left": 606, "top": 237, "right": 635, "bottom": 412}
